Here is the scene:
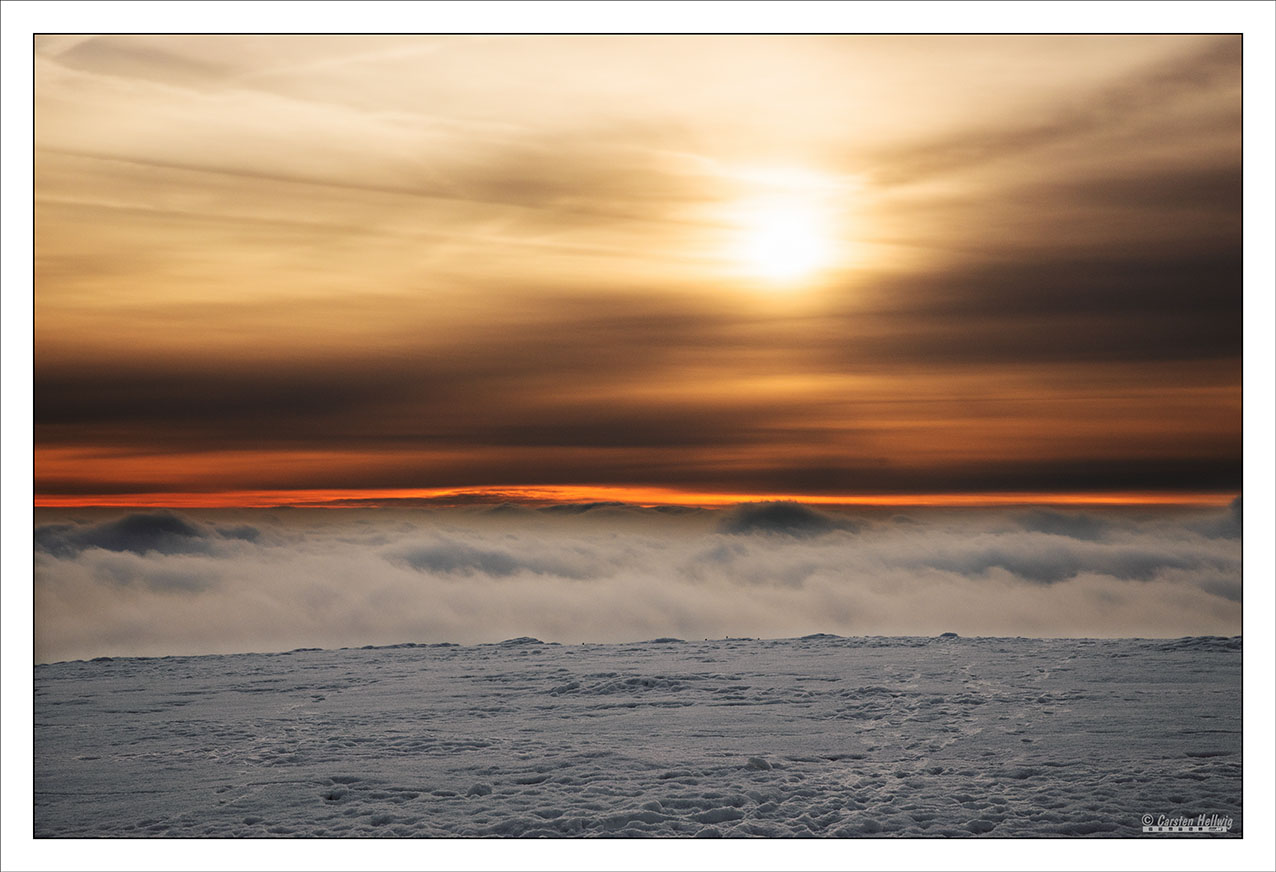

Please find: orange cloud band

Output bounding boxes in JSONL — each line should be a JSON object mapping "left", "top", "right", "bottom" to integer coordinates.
{"left": 33, "top": 485, "right": 1237, "bottom": 510}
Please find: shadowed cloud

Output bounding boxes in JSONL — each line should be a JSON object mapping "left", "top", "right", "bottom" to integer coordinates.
{"left": 1016, "top": 510, "right": 1110, "bottom": 542}
{"left": 35, "top": 511, "right": 219, "bottom": 557}
{"left": 1192, "top": 495, "right": 1242, "bottom": 540}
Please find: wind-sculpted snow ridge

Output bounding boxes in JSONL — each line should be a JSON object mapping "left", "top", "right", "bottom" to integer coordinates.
{"left": 34, "top": 635, "right": 1241, "bottom": 838}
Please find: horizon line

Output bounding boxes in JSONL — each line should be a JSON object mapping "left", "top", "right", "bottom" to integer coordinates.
{"left": 35, "top": 631, "right": 1245, "bottom": 667}
{"left": 33, "top": 484, "right": 1240, "bottom": 510}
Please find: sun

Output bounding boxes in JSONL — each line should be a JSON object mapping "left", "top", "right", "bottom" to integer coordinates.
{"left": 737, "top": 199, "right": 833, "bottom": 283}
{"left": 722, "top": 168, "right": 844, "bottom": 286}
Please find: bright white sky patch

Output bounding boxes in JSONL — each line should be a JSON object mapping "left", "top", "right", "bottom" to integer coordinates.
{"left": 722, "top": 167, "right": 854, "bottom": 285}
{"left": 736, "top": 196, "right": 834, "bottom": 282}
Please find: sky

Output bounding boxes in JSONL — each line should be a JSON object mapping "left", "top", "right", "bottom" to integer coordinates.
{"left": 33, "top": 34, "right": 1242, "bottom": 507}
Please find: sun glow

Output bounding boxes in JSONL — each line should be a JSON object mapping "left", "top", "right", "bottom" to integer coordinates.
{"left": 738, "top": 199, "right": 833, "bottom": 282}
{"left": 725, "top": 167, "right": 846, "bottom": 285}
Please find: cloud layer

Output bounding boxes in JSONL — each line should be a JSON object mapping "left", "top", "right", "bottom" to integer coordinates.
{"left": 34, "top": 502, "right": 1242, "bottom": 663}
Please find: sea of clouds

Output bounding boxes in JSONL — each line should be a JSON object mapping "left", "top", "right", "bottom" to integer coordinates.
{"left": 33, "top": 500, "right": 1241, "bottom": 663}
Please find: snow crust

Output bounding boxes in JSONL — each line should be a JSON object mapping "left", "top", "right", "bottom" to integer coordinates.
{"left": 34, "top": 635, "right": 1241, "bottom": 838}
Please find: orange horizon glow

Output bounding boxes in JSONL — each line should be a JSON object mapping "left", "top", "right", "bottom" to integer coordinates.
{"left": 32, "top": 485, "right": 1239, "bottom": 510}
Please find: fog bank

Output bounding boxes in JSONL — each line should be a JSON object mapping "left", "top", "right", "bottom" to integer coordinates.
{"left": 34, "top": 501, "right": 1241, "bottom": 663}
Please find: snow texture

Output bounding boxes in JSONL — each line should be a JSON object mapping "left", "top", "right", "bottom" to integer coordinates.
{"left": 34, "top": 634, "right": 1241, "bottom": 838}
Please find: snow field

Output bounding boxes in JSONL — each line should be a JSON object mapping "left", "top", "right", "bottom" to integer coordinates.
{"left": 34, "top": 634, "right": 1241, "bottom": 838}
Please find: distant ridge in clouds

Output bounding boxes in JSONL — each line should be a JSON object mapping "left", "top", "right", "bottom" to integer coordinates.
{"left": 719, "top": 501, "right": 859, "bottom": 537}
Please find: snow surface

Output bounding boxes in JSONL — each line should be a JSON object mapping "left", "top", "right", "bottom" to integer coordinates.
{"left": 34, "top": 635, "right": 1241, "bottom": 838}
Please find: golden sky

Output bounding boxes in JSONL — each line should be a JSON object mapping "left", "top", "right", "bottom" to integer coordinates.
{"left": 34, "top": 35, "right": 1242, "bottom": 505}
